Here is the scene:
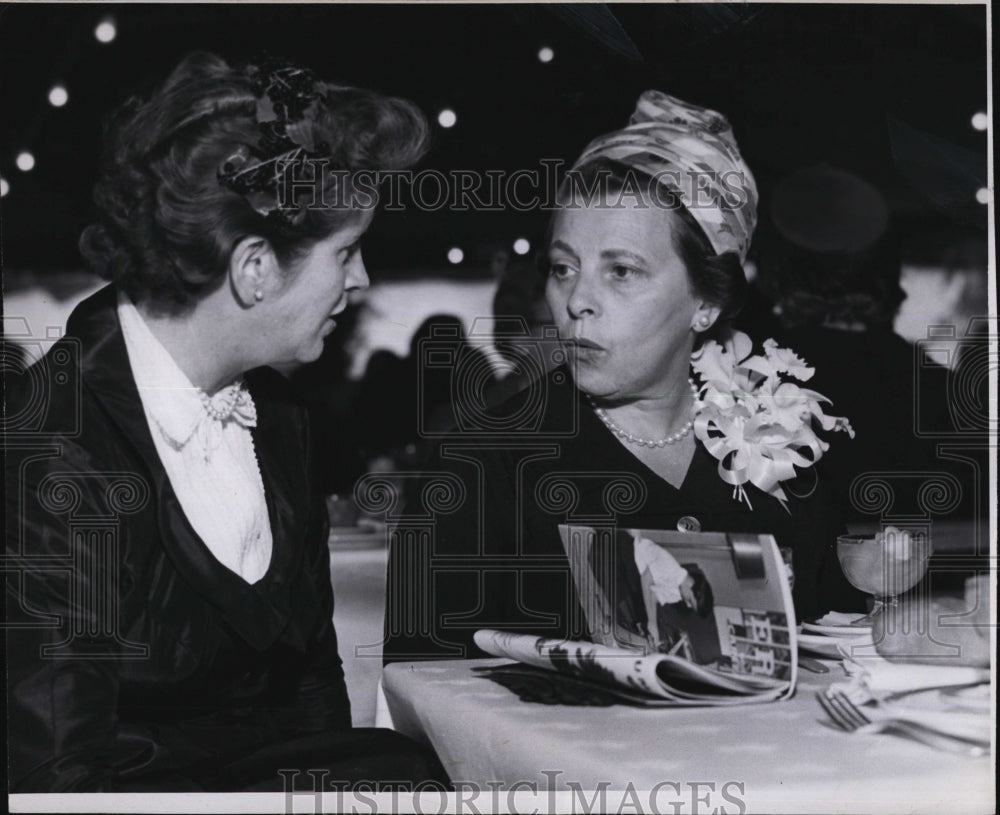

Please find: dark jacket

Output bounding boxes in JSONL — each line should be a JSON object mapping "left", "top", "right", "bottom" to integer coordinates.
{"left": 5, "top": 286, "right": 350, "bottom": 791}
{"left": 772, "top": 326, "right": 973, "bottom": 521}
{"left": 383, "top": 366, "right": 866, "bottom": 664}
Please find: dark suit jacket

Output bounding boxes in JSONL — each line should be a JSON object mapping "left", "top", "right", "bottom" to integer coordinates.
{"left": 773, "top": 327, "right": 975, "bottom": 521}
{"left": 5, "top": 286, "right": 350, "bottom": 791}
{"left": 383, "top": 366, "right": 866, "bottom": 664}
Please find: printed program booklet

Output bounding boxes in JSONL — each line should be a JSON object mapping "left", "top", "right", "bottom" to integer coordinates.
{"left": 474, "top": 526, "right": 798, "bottom": 706}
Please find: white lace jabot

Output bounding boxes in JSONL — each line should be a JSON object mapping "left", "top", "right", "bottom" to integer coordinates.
{"left": 117, "top": 294, "right": 273, "bottom": 583}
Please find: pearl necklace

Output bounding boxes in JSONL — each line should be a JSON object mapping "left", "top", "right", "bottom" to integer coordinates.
{"left": 588, "top": 378, "right": 700, "bottom": 448}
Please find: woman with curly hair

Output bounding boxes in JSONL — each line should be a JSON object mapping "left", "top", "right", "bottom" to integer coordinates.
{"left": 5, "top": 51, "right": 448, "bottom": 792}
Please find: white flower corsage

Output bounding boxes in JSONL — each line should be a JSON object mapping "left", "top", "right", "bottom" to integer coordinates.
{"left": 690, "top": 328, "right": 854, "bottom": 511}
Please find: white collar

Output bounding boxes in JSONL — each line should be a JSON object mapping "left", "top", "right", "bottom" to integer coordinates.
{"left": 118, "top": 293, "right": 222, "bottom": 448}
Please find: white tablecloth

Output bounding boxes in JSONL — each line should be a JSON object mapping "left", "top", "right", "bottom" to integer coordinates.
{"left": 328, "top": 532, "right": 388, "bottom": 726}
{"left": 382, "top": 658, "right": 993, "bottom": 814}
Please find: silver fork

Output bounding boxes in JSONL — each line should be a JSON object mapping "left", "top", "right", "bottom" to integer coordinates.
{"left": 816, "top": 690, "right": 989, "bottom": 757}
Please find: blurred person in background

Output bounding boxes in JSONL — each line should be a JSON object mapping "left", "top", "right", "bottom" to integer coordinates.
{"left": 485, "top": 259, "right": 558, "bottom": 407}
{"left": 756, "top": 164, "right": 967, "bottom": 520}
{"left": 407, "top": 313, "right": 498, "bottom": 436}
{"left": 4, "top": 52, "right": 449, "bottom": 792}
{"left": 895, "top": 222, "right": 989, "bottom": 375}
{"left": 292, "top": 304, "right": 369, "bottom": 496}
{"left": 353, "top": 313, "right": 497, "bottom": 466}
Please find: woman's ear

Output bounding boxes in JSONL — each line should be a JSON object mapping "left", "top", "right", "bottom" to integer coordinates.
{"left": 691, "top": 301, "right": 722, "bottom": 334}
{"left": 229, "top": 236, "right": 278, "bottom": 308}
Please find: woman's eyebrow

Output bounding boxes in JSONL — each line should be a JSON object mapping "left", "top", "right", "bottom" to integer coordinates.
{"left": 601, "top": 248, "right": 647, "bottom": 265}
{"left": 548, "top": 240, "right": 580, "bottom": 262}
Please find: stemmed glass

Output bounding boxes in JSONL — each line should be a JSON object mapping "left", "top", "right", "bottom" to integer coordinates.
{"left": 836, "top": 529, "right": 932, "bottom": 626}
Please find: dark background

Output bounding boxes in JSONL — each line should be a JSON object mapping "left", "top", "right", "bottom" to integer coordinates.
{"left": 0, "top": 2, "right": 989, "bottom": 274}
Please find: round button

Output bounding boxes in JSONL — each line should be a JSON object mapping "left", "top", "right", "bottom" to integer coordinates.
{"left": 677, "top": 515, "right": 701, "bottom": 533}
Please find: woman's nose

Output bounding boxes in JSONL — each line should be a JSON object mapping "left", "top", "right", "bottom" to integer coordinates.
{"left": 565, "top": 274, "right": 599, "bottom": 319}
{"left": 347, "top": 253, "right": 369, "bottom": 292}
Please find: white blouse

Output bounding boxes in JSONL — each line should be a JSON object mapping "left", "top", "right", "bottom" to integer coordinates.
{"left": 118, "top": 295, "right": 273, "bottom": 584}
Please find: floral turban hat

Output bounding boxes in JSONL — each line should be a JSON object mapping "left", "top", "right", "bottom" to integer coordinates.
{"left": 572, "top": 90, "right": 759, "bottom": 264}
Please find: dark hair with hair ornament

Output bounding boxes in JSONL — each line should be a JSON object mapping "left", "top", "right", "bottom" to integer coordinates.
{"left": 547, "top": 158, "right": 748, "bottom": 329}
{"left": 80, "top": 51, "right": 429, "bottom": 315}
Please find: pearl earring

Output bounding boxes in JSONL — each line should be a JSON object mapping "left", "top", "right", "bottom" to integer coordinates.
{"left": 254, "top": 289, "right": 264, "bottom": 302}
{"left": 696, "top": 314, "right": 711, "bottom": 329}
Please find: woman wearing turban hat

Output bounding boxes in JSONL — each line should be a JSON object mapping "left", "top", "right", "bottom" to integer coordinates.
{"left": 384, "top": 92, "right": 864, "bottom": 665}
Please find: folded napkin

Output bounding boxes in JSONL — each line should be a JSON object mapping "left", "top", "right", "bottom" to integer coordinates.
{"left": 837, "top": 647, "right": 990, "bottom": 697}
{"left": 877, "top": 685, "right": 991, "bottom": 742}
{"left": 831, "top": 650, "right": 991, "bottom": 742}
